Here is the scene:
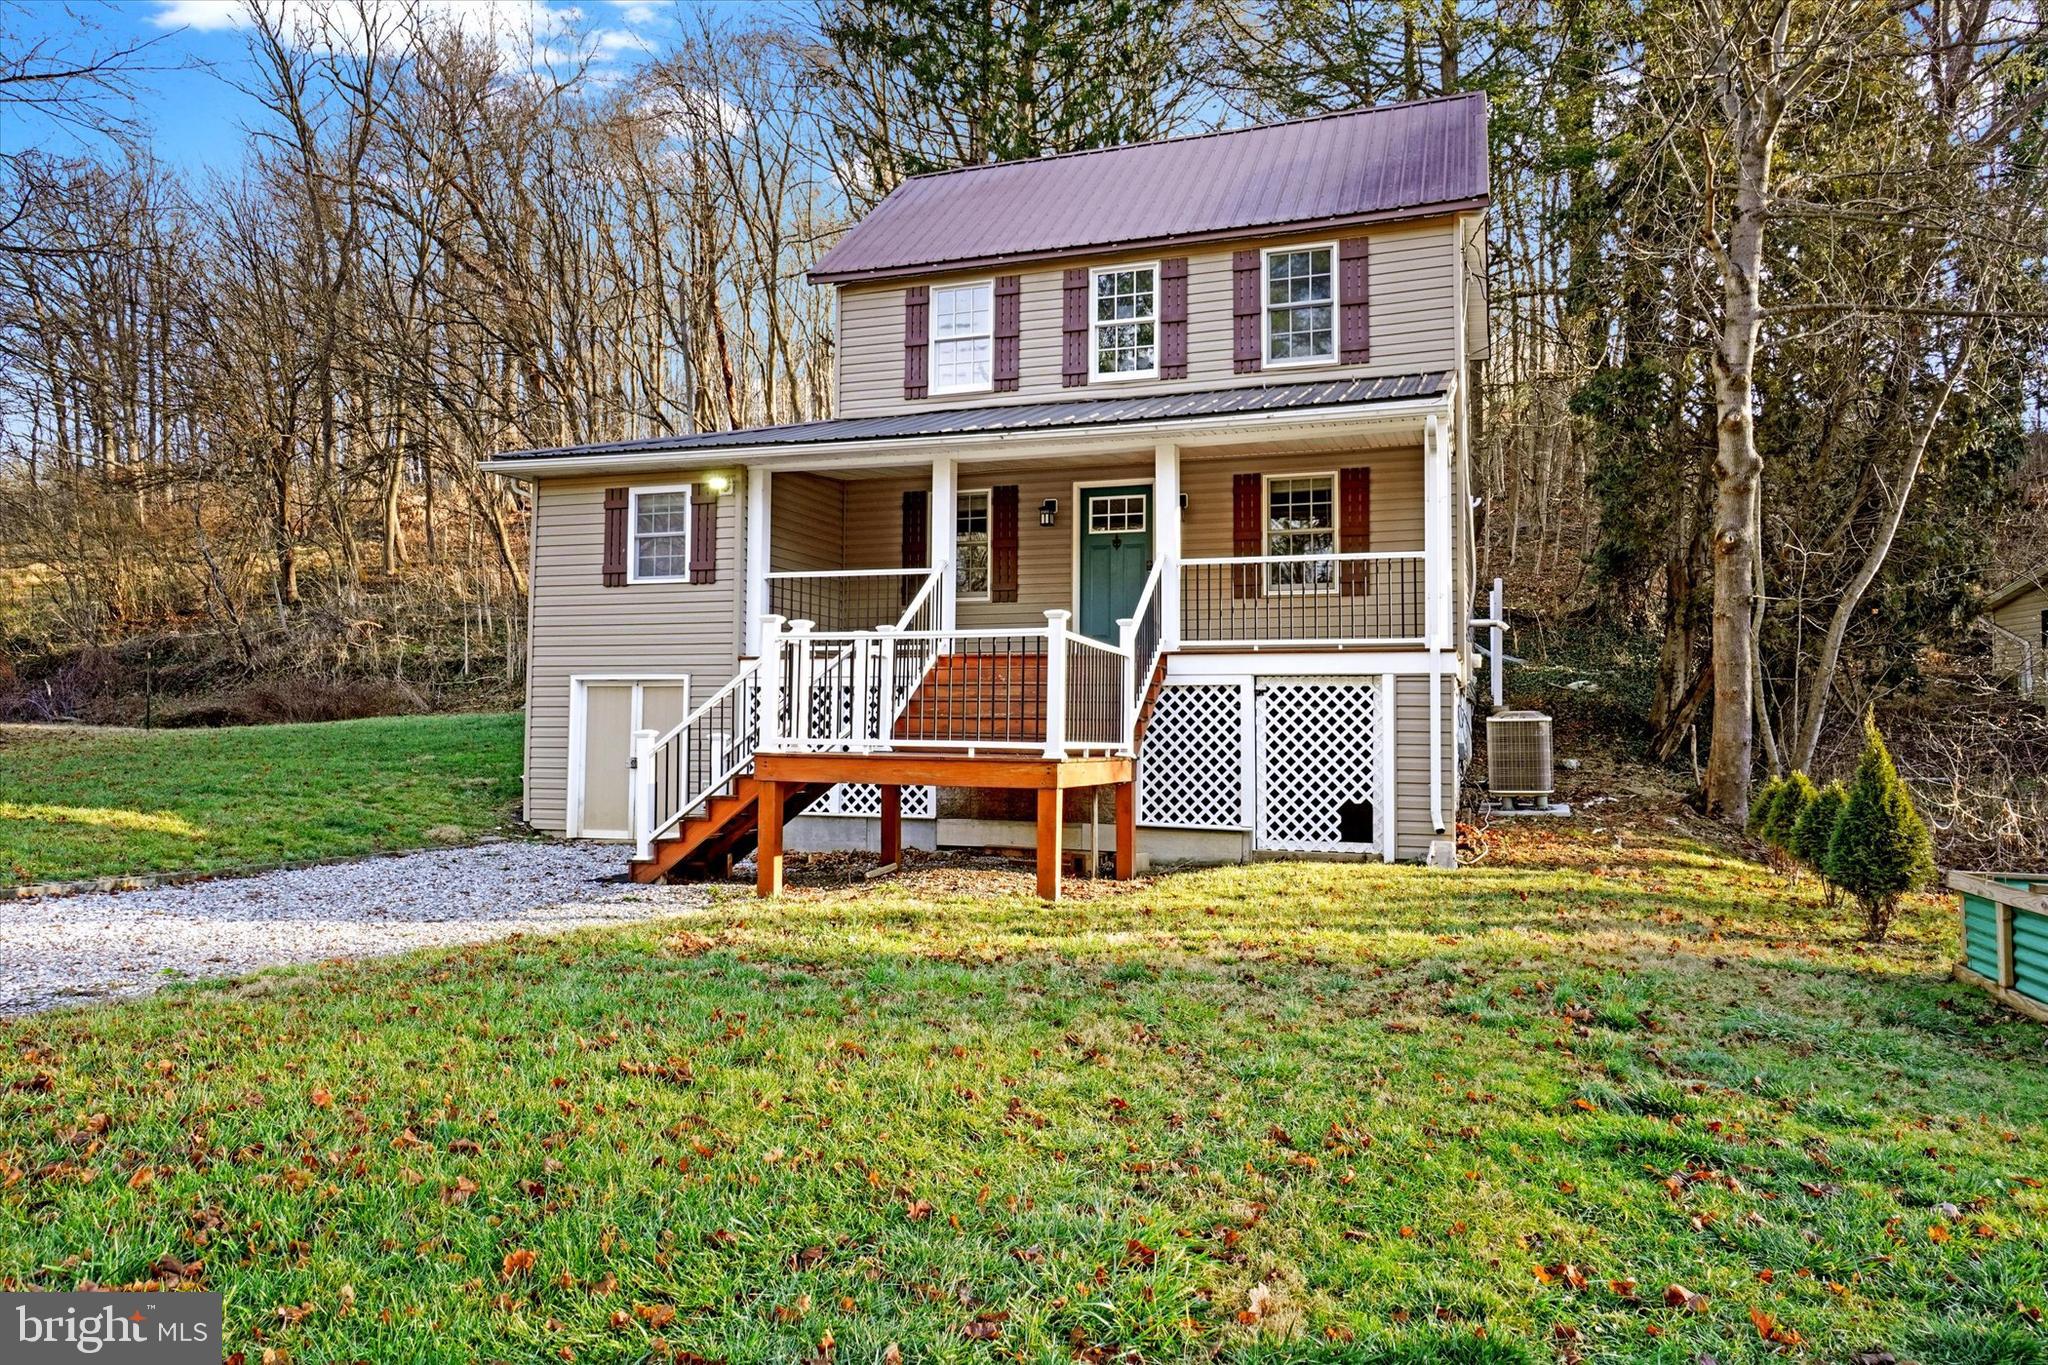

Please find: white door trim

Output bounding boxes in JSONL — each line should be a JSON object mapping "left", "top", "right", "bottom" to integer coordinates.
{"left": 567, "top": 673, "right": 690, "bottom": 840}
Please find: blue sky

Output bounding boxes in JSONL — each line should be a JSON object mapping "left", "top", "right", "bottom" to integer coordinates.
{"left": 4, "top": 0, "right": 731, "bottom": 174}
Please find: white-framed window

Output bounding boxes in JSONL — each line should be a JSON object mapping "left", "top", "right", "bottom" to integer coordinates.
{"left": 1263, "top": 244, "right": 1336, "bottom": 365}
{"left": 955, "top": 488, "right": 991, "bottom": 601}
{"left": 1264, "top": 473, "right": 1336, "bottom": 592}
{"left": 628, "top": 484, "right": 692, "bottom": 583}
{"left": 930, "top": 281, "right": 993, "bottom": 394}
{"left": 1091, "top": 264, "right": 1157, "bottom": 379}
{"left": 1088, "top": 493, "right": 1147, "bottom": 533}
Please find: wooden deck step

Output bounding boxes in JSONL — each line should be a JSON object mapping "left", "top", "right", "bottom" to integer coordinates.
{"left": 629, "top": 776, "right": 830, "bottom": 884}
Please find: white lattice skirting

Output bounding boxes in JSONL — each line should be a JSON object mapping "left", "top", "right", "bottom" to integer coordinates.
{"left": 812, "top": 784, "right": 936, "bottom": 819}
{"left": 1256, "top": 678, "right": 1380, "bottom": 853}
{"left": 1138, "top": 683, "right": 1250, "bottom": 830}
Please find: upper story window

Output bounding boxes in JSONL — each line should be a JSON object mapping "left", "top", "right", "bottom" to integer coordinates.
{"left": 955, "top": 489, "right": 991, "bottom": 600}
{"left": 1265, "top": 473, "right": 1335, "bottom": 592}
{"left": 1264, "top": 245, "right": 1335, "bottom": 365}
{"left": 930, "top": 282, "right": 993, "bottom": 394}
{"left": 1092, "top": 265, "right": 1157, "bottom": 379}
{"left": 629, "top": 486, "right": 692, "bottom": 583}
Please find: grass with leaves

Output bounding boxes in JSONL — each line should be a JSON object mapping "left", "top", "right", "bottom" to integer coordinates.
{"left": 2, "top": 819, "right": 2045, "bottom": 1363}
{"left": 0, "top": 713, "right": 524, "bottom": 885}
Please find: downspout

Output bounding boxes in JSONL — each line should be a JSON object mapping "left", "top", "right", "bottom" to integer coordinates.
{"left": 1425, "top": 411, "right": 1449, "bottom": 837}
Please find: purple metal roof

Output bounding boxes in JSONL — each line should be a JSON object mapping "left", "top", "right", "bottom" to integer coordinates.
{"left": 810, "top": 94, "right": 1488, "bottom": 283}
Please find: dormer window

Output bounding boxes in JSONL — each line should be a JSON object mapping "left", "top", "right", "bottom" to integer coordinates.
{"left": 1091, "top": 265, "right": 1157, "bottom": 379}
{"left": 929, "top": 281, "right": 993, "bottom": 394}
{"left": 1264, "top": 245, "right": 1336, "bottom": 365}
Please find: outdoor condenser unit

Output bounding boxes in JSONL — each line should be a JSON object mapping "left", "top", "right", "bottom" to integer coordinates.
{"left": 1487, "top": 711, "right": 1554, "bottom": 805}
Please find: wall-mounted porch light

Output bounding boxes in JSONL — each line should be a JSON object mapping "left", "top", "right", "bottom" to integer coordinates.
{"left": 704, "top": 473, "right": 731, "bottom": 494}
{"left": 1039, "top": 498, "right": 1059, "bottom": 527}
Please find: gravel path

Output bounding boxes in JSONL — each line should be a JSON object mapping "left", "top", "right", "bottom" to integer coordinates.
{"left": 0, "top": 841, "right": 713, "bottom": 1016}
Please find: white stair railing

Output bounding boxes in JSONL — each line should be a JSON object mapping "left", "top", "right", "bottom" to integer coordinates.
{"left": 632, "top": 658, "right": 765, "bottom": 861}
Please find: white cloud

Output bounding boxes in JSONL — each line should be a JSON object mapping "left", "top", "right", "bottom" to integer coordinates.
{"left": 610, "top": 1, "right": 660, "bottom": 22}
{"left": 149, "top": 0, "right": 658, "bottom": 71}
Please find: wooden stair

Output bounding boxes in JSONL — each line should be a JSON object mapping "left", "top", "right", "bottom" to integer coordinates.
{"left": 630, "top": 776, "right": 831, "bottom": 883}
{"left": 893, "top": 652, "right": 1047, "bottom": 745}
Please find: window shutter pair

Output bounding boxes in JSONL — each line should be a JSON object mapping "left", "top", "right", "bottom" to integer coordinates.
{"left": 599, "top": 484, "right": 718, "bottom": 586}
{"left": 906, "top": 280, "right": 1020, "bottom": 397}
{"left": 1228, "top": 468, "right": 1369, "bottom": 600}
{"left": 903, "top": 486, "right": 1019, "bottom": 600}
{"left": 1231, "top": 250, "right": 1262, "bottom": 374}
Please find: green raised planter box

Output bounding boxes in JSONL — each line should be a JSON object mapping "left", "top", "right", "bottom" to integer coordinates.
{"left": 1950, "top": 870, "right": 2048, "bottom": 1023}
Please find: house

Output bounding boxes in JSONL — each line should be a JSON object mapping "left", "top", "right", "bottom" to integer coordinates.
{"left": 1988, "top": 566, "right": 2046, "bottom": 700}
{"left": 485, "top": 93, "right": 1491, "bottom": 899}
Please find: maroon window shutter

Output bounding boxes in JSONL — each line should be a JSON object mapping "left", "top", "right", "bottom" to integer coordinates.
{"left": 1231, "top": 472, "right": 1263, "bottom": 599}
{"left": 1159, "top": 257, "right": 1188, "bottom": 379}
{"left": 1061, "top": 267, "right": 1088, "bottom": 387}
{"left": 1339, "top": 237, "right": 1371, "bottom": 364}
{"left": 903, "top": 285, "right": 929, "bottom": 400}
{"left": 688, "top": 485, "right": 718, "bottom": 584}
{"left": 901, "top": 488, "right": 929, "bottom": 603}
{"left": 991, "top": 485, "right": 1020, "bottom": 602}
{"left": 994, "top": 275, "right": 1022, "bottom": 392}
{"left": 1232, "top": 249, "right": 1262, "bottom": 374}
{"left": 602, "top": 486, "right": 628, "bottom": 586}
{"left": 1339, "top": 467, "right": 1371, "bottom": 597}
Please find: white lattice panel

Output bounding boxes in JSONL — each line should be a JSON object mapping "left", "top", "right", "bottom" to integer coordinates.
{"left": 816, "top": 784, "right": 935, "bottom": 819}
{"left": 1255, "top": 678, "right": 1380, "bottom": 853}
{"left": 1138, "top": 683, "right": 1250, "bottom": 829}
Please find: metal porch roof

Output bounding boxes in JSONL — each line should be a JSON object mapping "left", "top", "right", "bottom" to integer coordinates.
{"left": 492, "top": 372, "right": 1452, "bottom": 466}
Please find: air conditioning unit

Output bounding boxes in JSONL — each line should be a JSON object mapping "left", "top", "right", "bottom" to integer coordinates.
{"left": 1487, "top": 711, "right": 1554, "bottom": 804}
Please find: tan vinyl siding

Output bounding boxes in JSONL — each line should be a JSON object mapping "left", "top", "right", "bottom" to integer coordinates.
{"left": 523, "top": 472, "right": 746, "bottom": 834}
{"left": 770, "top": 472, "right": 846, "bottom": 572}
{"left": 1392, "top": 672, "right": 1461, "bottom": 860}
{"left": 1992, "top": 584, "right": 2048, "bottom": 678}
{"left": 835, "top": 220, "right": 1462, "bottom": 417}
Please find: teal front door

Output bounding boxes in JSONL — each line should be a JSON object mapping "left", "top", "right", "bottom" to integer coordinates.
{"left": 1078, "top": 485, "right": 1153, "bottom": 642}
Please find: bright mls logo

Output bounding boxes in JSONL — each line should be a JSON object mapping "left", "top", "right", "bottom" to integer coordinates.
{"left": 1, "top": 1294, "right": 220, "bottom": 1363}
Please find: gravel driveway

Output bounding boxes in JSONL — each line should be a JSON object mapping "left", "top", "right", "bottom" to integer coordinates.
{"left": 0, "top": 841, "right": 713, "bottom": 1016}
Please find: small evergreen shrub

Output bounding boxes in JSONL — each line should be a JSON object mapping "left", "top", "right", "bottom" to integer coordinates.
{"left": 1747, "top": 775, "right": 1788, "bottom": 839}
{"left": 1763, "top": 771, "right": 1817, "bottom": 850}
{"left": 1825, "top": 711, "right": 1936, "bottom": 943}
{"left": 1791, "top": 780, "right": 1848, "bottom": 871}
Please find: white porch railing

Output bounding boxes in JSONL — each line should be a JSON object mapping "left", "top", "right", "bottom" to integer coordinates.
{"left": 767, "top": 567, "right": 935, "bottom": 634}
{"left": 1177, "top": 551, "right": 1428, "bottom": 647}
{"left": 631, "top": 661, "right": 761, "bottom": 861}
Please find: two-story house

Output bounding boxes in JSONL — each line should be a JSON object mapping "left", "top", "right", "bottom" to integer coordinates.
{"left": 486, "top": 93, "right": 1489, "bottom": 899}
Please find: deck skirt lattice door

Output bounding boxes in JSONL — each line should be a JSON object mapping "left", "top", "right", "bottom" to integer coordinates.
{"left": 1254, "top": 677, "right": 1380, "bottom": 854}
{"left": 1138, "top": 682, "right": 1251, "bottom": 830}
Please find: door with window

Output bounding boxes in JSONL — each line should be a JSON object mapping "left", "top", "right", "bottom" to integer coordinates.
{"left": 1078, "top": 485, "right": 1153, "bottom": 642}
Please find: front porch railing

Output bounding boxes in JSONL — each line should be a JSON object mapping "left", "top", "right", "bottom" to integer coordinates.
{"left": 1178, "top": 551, "right": 1427, "bottom": 647}
{"left": 768, "top": 567, "right": 934, "bottom": 633}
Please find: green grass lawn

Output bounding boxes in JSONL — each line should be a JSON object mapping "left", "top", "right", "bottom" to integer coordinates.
{"left": 0, "top": 714, "right": 525, "bottom": 885}
{"left": 3, "top": 823, "right": 2045, "bottom": 1363}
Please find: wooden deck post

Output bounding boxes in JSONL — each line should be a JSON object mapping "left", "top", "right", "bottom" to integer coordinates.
{"left": 757, "top": 780, "right": 785, "bottom": 897}
{"left": 879, "top": 784, "right": 902, "bottom": 867}
{"left": 1036, "top": 787, "right": 1063, "bottom": 901}
{"left": 1114, "top": 779, "right": 1137, "bottom": 880}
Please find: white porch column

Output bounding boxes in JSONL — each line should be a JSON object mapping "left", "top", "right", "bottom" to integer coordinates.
{"left": 928, "top": 454, "right": 957, "bottom": 631}
{"left": 744, "top": 465, "right": 773, "bottom": 657}
{"left": 1154, "top": 440, "right": 1181, "bottom": 649}
{"left": 1423, "top": 412, "right": 1451, "bottom": 652}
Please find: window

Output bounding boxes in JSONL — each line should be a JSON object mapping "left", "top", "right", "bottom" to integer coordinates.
{"left": 955, "top": 489, "right": 991, "bottom": 600}
{"left": 1089, "top": 493, "right": 1147, "bottom": 533}
{"left": 629, "top": 486, "right": 691, "bottom": 582}
{"left": 930, "top": 282, "right": 993, "bottom": 394}
{"left": 1092, "top": 265, "right": 1157, "bottom": 379}
{"left": 1264, "top": 246, "right": 1335, "bottom": 364}
{"left": 1265, "top": 474, "right": 1335, "bottom": 591}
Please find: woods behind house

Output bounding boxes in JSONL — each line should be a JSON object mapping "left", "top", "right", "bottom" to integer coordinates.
{"left": 1, "top": 0, "right": 2043, "bottom": 856}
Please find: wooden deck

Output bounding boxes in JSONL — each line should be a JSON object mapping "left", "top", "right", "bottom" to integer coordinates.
{"left": 753, "top": 751, "right": 1137, "bottom": 900}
